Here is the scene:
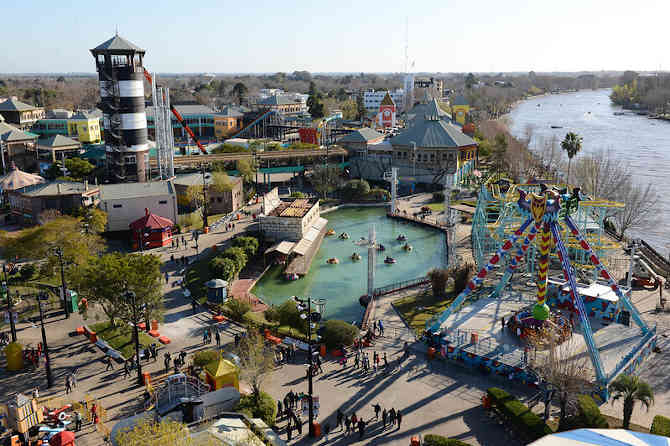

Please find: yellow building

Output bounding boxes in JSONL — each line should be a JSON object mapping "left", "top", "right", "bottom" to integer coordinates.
{"left": 67, "top": 111, "right": 102, "bottom": 144}
{"left": 450, "top": 95, "right": 470, "bottom": 125}
{"left": 214, "top": 106, "right": 244, "bottom": 140}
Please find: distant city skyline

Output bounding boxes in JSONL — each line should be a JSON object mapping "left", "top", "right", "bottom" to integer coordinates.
{"left": 2, "top": 0, "right": 668, "bottom": 74}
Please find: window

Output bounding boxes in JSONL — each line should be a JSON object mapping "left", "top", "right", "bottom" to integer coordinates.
{"left": 159, "top": 200, "right": 167, "bottom": 204}
{"left": 113, "top": 204, "right": 122, "bottom": 208}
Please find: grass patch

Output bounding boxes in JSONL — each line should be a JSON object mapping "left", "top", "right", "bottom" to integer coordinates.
{"left": 90, "top": 321, "right": 155, "bottom": 359}
{"left": 184, "top": 251, "right": 218, "bottom": 302}
{"left": 393, "top": 290, "right": 454, "bottom": 335}
{"left": 179, "top": 212, "right": 229, "bottom": 233}
{"left": 426, "top": 203, "right": 444, "bottom": 212}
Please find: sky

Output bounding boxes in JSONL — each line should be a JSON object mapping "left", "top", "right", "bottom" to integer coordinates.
{"left": 2, "top": 0, "right": 669, "bottom": 74}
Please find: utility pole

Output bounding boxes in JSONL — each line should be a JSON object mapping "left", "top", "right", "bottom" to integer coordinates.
{"left": 201, "top": 165, "right": 208, "bottom": 230}
{"left": 2, "top": 265, "right": 16, "bottom": 342}
{"left": 53, "top": 247, "right": 70, "bottom": 319}
{"left": 37, "top": 293, "right": 53, "bottom": 388}
{"left": 126, "top": 290, "right": 143, "bottom": 386}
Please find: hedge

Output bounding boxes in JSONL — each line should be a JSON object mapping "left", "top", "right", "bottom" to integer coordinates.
{"left": 193, "top": 350, "right": 220, "bottom": 367}
{"left": 423, "top": 435, "right": 472, "bottom": 446}
{"left": 651, "top": 415, "right": 670, "bottom": 437}
{"left": 575, "top": 395, "right": 608, "bottom": 429}
{"left": 321, "top": 320, "right": 359, "bottom": 349}
{"left": 487, "top": 388, "right": 553, "bottom": 441}
{"left": 235, "top": 392, "right": 277, "bottom": 426}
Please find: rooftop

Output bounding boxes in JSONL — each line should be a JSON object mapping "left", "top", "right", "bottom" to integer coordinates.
{"left": 0, "top": 98, "right": 40, "bottom": 112}
{"left": 257, "top": 95, "right": 301, "bottom": 106}
{"left": 146, "top": 104, "right": 214, "bottom": 119}
{"left": 380, "top": 92, "right": 395, "bottom": 106}
{"left": 268, "top": 198, "right": 317, "bottom": 218}
{"left": 0, "top": 163, "right": 45, "bottom": 191}
{"left": 337, "top": 127, "right": 384, "bottom": 144}
{"left": 0, "top": 122, "right": 37, "bottom": 142}
{"left": 391, "top": 117, "right": 477, "bottom": 149}
{"left": 19, "top": 180, "right": 98, "bottom": 197}
{"left": 408, "top": 98, "right": 451, "bottom": 121}
{"left": 38, "top": 134, "right": 81, "bottom": 148}
{"left": 451, "top": 94, "right": 469, "bottom": 106}
{"left": 71, "top": 110, "right": 102, "bottom": 120}
{"left": 173, "top": 172, "right": 242, "bottom": 187}
{"left": 91, "top": 34, "right": 145, "bottom": 53}
{"left": 130, "top": 208, "right": 174, "bottom": 230}
{"left": 215, "top": 106, "right": 244, "bottom": 118}
{"left": 99, "top": 181, "right": 174, "bottom": 200}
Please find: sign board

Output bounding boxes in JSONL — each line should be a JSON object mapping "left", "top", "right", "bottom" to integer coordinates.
{"left": 283, "top": 336, "right": 309, "bottom": 351}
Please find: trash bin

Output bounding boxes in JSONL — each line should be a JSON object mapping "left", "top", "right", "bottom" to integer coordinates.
{"left": 411, "top": 436, "right": 420, "bottom": 446}
{"left": 312, "top": 422, "right": 321, "bottom": 438}
{"left": 66, "top": 291, "right": 78, "bottom": 314}
{"left": 151, "top": 320, "right": 158, "bottom": 331}
{"left": 143, "top": 372, "right": 151, "bottom": 386}
{"left": 320, "top": 344, "right": 326, "bottom": 357}
{"left": 427, "top": 347, "right": 435, "bottom": 360}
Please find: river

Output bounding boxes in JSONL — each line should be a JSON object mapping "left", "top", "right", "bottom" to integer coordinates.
{"left": 508, "top": 89, "right": 670, "bottom": 253}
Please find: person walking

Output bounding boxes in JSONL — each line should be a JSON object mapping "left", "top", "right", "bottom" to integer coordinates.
{"left": 351, "top": 412, "right": 357, "bottom": 427}
{"left": 202, "top": 328, "right": 208, "bottom": 345}
{"left": 164, "top": 352, "right": 171, "bottom": 374}
{"left": 354, "top": 353, "right": 360, "bottom": 369}
{"left": 382, "top": 408, "right": 388, "bottom": 428}
{"left": 324, "top": 422, "right": 331, "bottom": 442}
{"left": 70, "top": 369, "right": 78, "bottom": 388}
{"left": 344, "top": 414, "right": 351, "bottom": 434}
{"left": 74, "top": 411, "right": 82, "bottom": 432}
{"left": 105, "top": 355, "right": 114, "bottom": 371}
{"left": 164, "top": 271, "right": 169, "bottom": 284}
{"left": 215, "top": 329, "right": 221, "bottom": 348}
{"left": 389, "top": 407, "right": 396, "bottom": 426}
{"left": 396, "top": 409, "right": 402, "bottom": 429}
{"left": 372, "top": 403, "right": 381, "bottom": 420}
{"left": 277, "top": 400, "right": 283, "bottom": 419}
{"left": 358, "top": 419, "right": 365, "bottom": 440}
{"left": 383, "top": 352, "right": 389, "bottom": 369}
{"left": 336, "top": 409, "right": 344, "bottom": 429}
{"left": 286, "top": 416, "right": 293, "bottom": 441}
{"left": 65, "top": 375, "right": 72, "bottom": 394}
{"left": 123, "top": 360, "right": 130, "bottom": 378}
{"left": 373, "top": 351, "right": 379, "bottom": 371}
{"left": 315, "top": 355, "right": 323, "bottom": 374}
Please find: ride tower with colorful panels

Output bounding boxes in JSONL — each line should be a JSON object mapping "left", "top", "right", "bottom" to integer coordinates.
{"left": 429, "top": 183, "right": 656, "bottom": 399}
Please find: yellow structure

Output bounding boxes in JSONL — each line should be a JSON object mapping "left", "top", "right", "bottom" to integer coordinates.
{"left": 450, "top": 95, "right": 470, "bottom": 125}
{"left": 214, "top": 107, "right": 244, "bottom": 140}
{"left": 4, "top": 342, "right": 23, "bottom": 371}
{"left": 67, "top": 111, "right": 102, "bottom": 144}
{"left": 204, "top": 358, "right": 239, "bottom": 391}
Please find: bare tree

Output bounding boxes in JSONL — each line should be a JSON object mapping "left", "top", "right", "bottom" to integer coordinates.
{"left": 235, "top": 332, "right": 275, "bottom": 404}
{"left": 614, "top": 180, "right": 660, "bottom": 238}
{"left": 571, "top": 149, "right": 631, "bottom": 201}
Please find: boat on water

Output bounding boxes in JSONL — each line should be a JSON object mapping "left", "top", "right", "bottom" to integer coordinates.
{"left": 339, "top": 232, "right": 350, "bottom": 240}
{"left": 285, "top": 273, "right": 299, "bottom": 281}
{"left": 402, "top": 243, "right": 413, "bottom": 252}
{"left": 326, "top": 229, "right": 335, "bottom": 236}
{"left": 327, "top": 257, "right": 339, "bottom": 264}
{"left": 550, "top": 125, "right": 563, "bottom": 129}
{"left": 384, "top": 256, "right": 396, "bottom": 264}
{"left": 351, "top": 253, "right": 362, "bottom": 261}
{"left": 377, "top": 244, "right": 386, "bottom": 252}
{"left": 613, "top": 111, "right": 626, "bottom": 116}
{"left": 396, "top": 234, "right": 407, "bottom": 242}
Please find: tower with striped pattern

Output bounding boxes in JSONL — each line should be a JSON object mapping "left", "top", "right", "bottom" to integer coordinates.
{"left": 91, "top": 34, "right": 149, "bottom": 182}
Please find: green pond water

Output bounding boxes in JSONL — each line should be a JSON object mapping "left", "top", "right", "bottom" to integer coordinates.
{"left": 252, "top": 207, "right": 446, "bottom": 323}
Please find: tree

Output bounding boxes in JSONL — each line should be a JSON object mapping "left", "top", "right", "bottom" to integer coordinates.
{"left": 114, "top": 418, "right": 206, "bottom": 446}
{"left": 341, "top": 179, "right": 370, "bottom": 200}
{"left": 321, "top": 320, "right": 359, "bottom": 349}
{"left": 340, "top": 98, "right": 357, "bottom": 120}
{"left": 306, "top": 81, "right": 326, "bottom": 119}
{"left": 610, "top": 374, "right": 654, "bottom": 430}
{"left": 232, "top": 236, "right": 259, "bottom": 258}
{"left": 491, "top": 133, "right": 508, "bottom": 180}
{"left": 222, "top": 247, "right": 248, "bottom": 274}
{"left": 572, "top": 149, "right": 630, "bottom": 202}
{"left": 309, "top": 165, "right": 342, "bottom": 198}
{"left": 209, "top": 256, "right": 237, "bottom": 282}
{"left": 236, "top": 158, "right": 257, "bottom": 183}
{"left": 356, "top": 94, "right": 366, "bottom": 120}
{"left": 43, "top": 162, "right": 65, "bottom": 180}
{"left": 427, "top": 268, "right": 450, "bottom": 297}
{"left": 614, "top": 180, "right": 660, "bottom": 239}
{"left": 231, "top": 82, "right": 248, "bottom": 106}
{"left": 211, "top": 171, "right": 233, "bottom": 193}
{"left": 560, "top": 132, "right": 582, "bottom": 185}
{"left": 530, "top": 337, "right": 591, "bottom": 430}
{"left": 465, "top": 73, "right": 477, "bottom": 89}
{"left": 75, "top": 253, "right": 162, "bottom": 326}
{"left": 234, "top": 331, "right": 275, "bottom": 404}
{"left": 186, "top": 184, "right": 207, "bottom": 223}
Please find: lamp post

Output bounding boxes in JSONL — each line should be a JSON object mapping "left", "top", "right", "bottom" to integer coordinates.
{"left": 2, "top": 265, "right": 17, "bottom": 342}
{"left": 37, "top": 293, "right": 53, "bottom": 388}
{"left": 201, "top": 165, "right": 209, "bottom": 230}
{"left": 293, "top": 296, "right": 326, "bottom": 437}
{"left": 125, "top": 290, "right": 144, "bottom": 386}
{"left": 52, "top": 247, "right": 70, "bottom": 319}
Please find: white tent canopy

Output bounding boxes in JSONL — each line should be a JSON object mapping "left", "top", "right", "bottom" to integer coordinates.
{"left": 529, "top": 429, "right": 670, "bottom": 446}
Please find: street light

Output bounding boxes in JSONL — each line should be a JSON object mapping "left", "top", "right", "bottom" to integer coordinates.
{"left": 52, "top": 247, "right": 70, "bottom": 319}
{"left": 125, "top": 290, "right": 144, "bottom": 386}
{"left": 2, "top": 265, "right": 17, "bottom": 342}
{"left": 37, "top": 292, "right": 53, "bottom": 388}
{"left": 293, "top": 296, "right": 326, "bottom": 437}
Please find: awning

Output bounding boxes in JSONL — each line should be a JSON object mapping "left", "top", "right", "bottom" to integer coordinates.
{"left": 312, "top": 217, "right": 328, "bottom": 231}
{"left": 264, "top": 241, "right": 296, "bottom": 255}
{"left": 303, "top": 227, "right": 319, "bottom": 242}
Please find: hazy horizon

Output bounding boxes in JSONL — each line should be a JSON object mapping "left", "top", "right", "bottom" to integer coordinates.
{"left": 2, "top": 0, "right": 668, "bottom": 74}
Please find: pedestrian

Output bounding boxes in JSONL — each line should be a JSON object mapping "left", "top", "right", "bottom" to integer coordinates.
{"left": 124, "top": 360, "right": 130, "bottom": 378}
{"left": 65, "top": 375, "right": 72, "bottom": 394}
{"left": 176, "top": 238, "right": 180, "bottom": 248}
{"left": 316, "top": 355, "right": 323, "bottom": 374}
{"left": 170, "top": 254, "right": 175, "bottom": 263}
{"left": 336, "top": 409, "right": 344, "bottom": 429}
{"left": 90, "top": 403, "right": 97, "bottom": 422}
{"left": 202, "top": 328, "right": 208, "bottom": 345}
{"left": 351, "top": 412, "right": 357, "bottom": 426}
{"left": 74, "top": 411, "right": 82, "bottom": 431}
{"left": 354, "top": 353, "right": 360, "bottom": 369}
{"left": 378, "top": 319, "right": 384, "bottom": 336}
{"left": 324, "top": 422, "right": 331, "bottom": 442}
{"left": 344, "top": 415, "right": 351, "bottom": 434}
{"left": 165, "top": 272, "right": 169, "bottom": 284}
{"left": 234, "top": 333, "right": 240, "bottom": 347}
{"left": 277, "top": 400, "right": 283, "bottom": 419}
{"left": 383, "top": 352, "right": 389, "bottom": 369}
{"left": 105, "top": 355, "right": 114, "bottom": 371}
{"left": 215, "top": 329, "right": 221, "bottom": 348}
{"left": 33, "top": 387, "right": 39, "bottom": 399}
{"left": 397, "top": 409, "right": 402, "bottom": 429}
{"left": 372, "top": 403, "right": 381, "bottom": 420}
{"left": 358, "top": 419, "right": 365, "bottom": 440}
{"left": 287, "top": 417, "right": 292, "bottom": 441}
{"left": 501, "top": 316, "right": 505, "bottom": 330}
{"left": 382, "top": 408, "right": 388, "bottom": 428}
{"left": 164, "top": 352, "right": 171, "bottom": 374}
{"left": 70, "top": 369, "right": 78, "bottom": 388}
{"left": 373, "top": 351, "right": 379, "bottom": 371}
{"left": 389, "top": 407, "right": 396, "bottom": 426}
{"left": 150, "top": 344, "right": 158, "bottom": 362}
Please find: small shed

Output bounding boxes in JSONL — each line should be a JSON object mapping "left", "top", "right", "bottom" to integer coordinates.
{"left": 49, "top": 431, "right": 75, "bottom": 446}
{"left": 129, "top": 208, "right": 174, "bottom": 250}
{"left": 204, "top": 358, "right": 239, "bottom": 391}
{"left": 205, "top": 279, "right": 228, "bottom": 305}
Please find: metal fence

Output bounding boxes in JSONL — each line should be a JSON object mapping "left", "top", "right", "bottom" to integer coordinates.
{"left": 372, "top": 276, "right": 429, "bottom": 297}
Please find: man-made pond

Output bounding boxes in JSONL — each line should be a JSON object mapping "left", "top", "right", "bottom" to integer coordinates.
{"left": 252, "top": 207, "right": 446, "bottom": 322}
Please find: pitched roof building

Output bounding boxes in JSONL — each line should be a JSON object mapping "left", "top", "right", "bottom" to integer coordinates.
{"left": 0, "top": 99, "right": 45, "bottom": 128}
{"left": 37, "top": 134, "right": 82, "bottom": 162}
